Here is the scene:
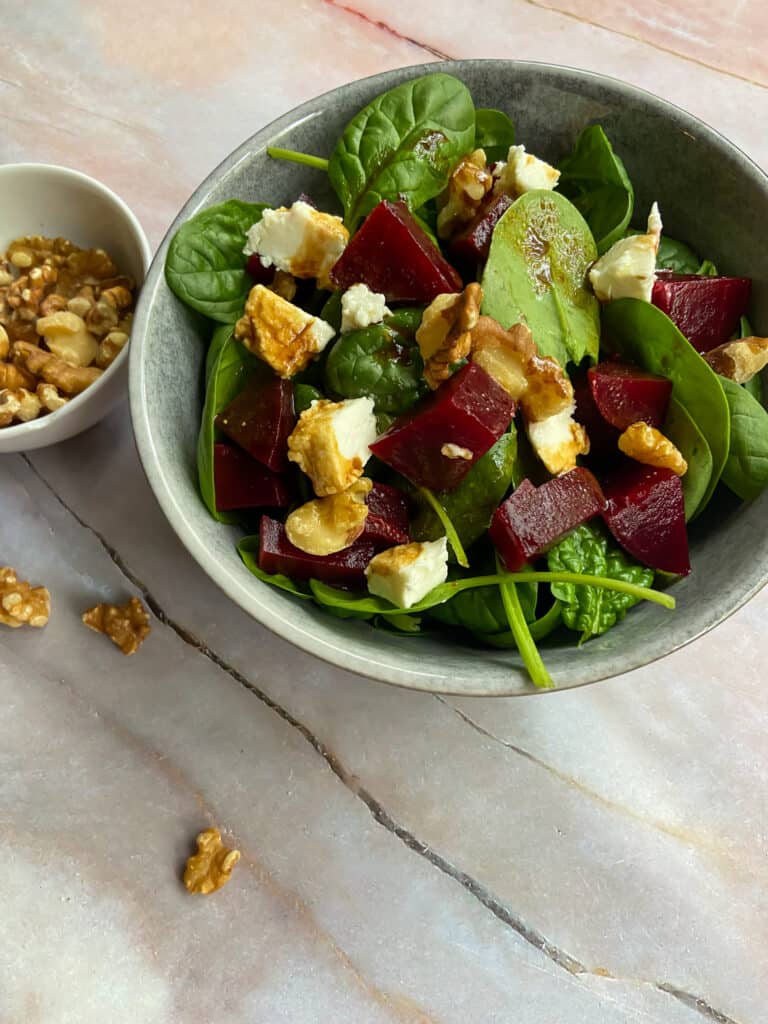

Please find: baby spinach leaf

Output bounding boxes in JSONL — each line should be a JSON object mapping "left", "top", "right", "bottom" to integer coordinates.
{"left": 295, "top": 383, "right": 323, "bottom": 414}
{"left": 166, "top": 200, "right": 267, "bottom": 323}
{"left": 484, "top": 600, "right": 563, "bottom": 647}
{"left": 696, "top": 258, "right": 718, "bottom": 277}
{"left": 474, "top": 108, "right": 515, "bottom": 162}
{"left": 655, "top": 235, "right": 701, "bottom": 274}
{"left": 416, "top": 488, "right": 469, "bottom": 567}
{"left": 558, "top": 125, "right": 634, "bottom": 253}
{"left": 496, "top": 557, "right": 553, "bottom": 689}
{"left": 663, "top": 397, "right": 713, "bottom": 520}
{"left": 238, "top": 537, "right": 313, "bottom": 598}
{"left": 328, "top": 73, "right": 476, "bottom": 229}
{"left": 719, "top": 377, "right": 768, "bottom": 502}
{"left": 481, "top": 190, "right": 600, "bottom": 367}
{"left": 547, "top": 522, "right": 654, "bottom": 643}
{"left": 428, "top": 575, "right": 538, "bottom": 633}
{"left": 324, "top": 323, "right": 427, "bottom": 414}
{"left": 602, "top": 299, "right": 730, "bottom": 509}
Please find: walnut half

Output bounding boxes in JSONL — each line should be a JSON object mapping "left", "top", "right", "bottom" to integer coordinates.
{"left": 416, "top": 283, "right": 482, "bottom": 390}
{"left": 81, "top": 596, "right": 151, "bottom": 655}
{"left": 704, "top": 337, "right": 768, "bottom": 384}
{"left": 0, "top": 567, "right": 50, "bottom": 628}
{"left": 183, "top": 828, "right": 240, "bottom": 895}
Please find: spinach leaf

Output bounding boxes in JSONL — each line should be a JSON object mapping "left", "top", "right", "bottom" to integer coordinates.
{"left": 238, "top": 537, "right": 313, "bottom": 598}
{"left": 197, "top": 327, "right": 258, "bottom": 522}
{"left": 496, "top": 558, "right": 553, "bottom": 689}
{"left": 474, "top": 108, "right": 515, "bottom": 162}
{"left": 655, "top": 235, "right": 701, "bottom": 274}
{"left": 417, "top": 489, "right": 469, "bottom": 567}
{"left": 547, "top": 523, "right": 654, "bottom": 643}
{"left": 295, "top": 383, "right": 323, "bottom": 414}
{"left": 696, "top": 258, "right": 718, "bottom": 277}
{"left": 166, "top": 200, "right": 267, "bottom": 323}
{"left": 558, "top": 125, "right": 634, "bottom": 253}
{"left": 719, "top": 377, "right": 768, "bottom": 502}
{"left": 428, "top": 577, "right": 538, "bottom": 633}
{"left": 602, "top": 299, "right": 730, "bottom": 509}
{"left": 481, "top": 190, "right": 600, "bottom": 367}
{"left": 484, "top": 600, "right": 563, "bottom": 647}
{"left": 324, "top": 323, "right": 427, "bottom": 414}
{"left": 328, "top": 73, "right": 476, "bottom": 229}
{"left": 663, "top": 397, "right": 713, "bottom": 520}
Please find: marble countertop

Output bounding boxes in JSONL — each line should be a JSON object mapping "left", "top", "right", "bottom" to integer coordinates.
{"left": 2, "top": 3, "right": 767, "bottom": 1022}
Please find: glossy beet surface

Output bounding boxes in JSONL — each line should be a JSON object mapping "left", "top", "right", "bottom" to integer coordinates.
{"left": 213, "top": 444, "right": 293, "bottom": 511}
{"left": 490, "top": 468, "right": 606, "bottom": 571}
{"left": 602, "top": 463, "right": 690, "bottom": 575}
{"left": 259, "top": 516, "right": 375, "bottom": 586}
{"left": 363, "top": 482, "right": 411, "bottom": 548}
{"left": 370, "top": 363, "right": 516, "bottom": 492}
{"left": 215, "top": 373, "right": 295, "bottom": 472}
{"left": 573, "top": 370, "right": 620, "bottom": 458}
{"left": 451, "top": 192, "right": 514, "bottom": 266}
{"left": 245, "top": 253, "right": 275, "bottom": 284}
{"left": 651, "top": 273, "right": 751, "bottom": 353}
{"left": 588, "top": 361, "right": 673, "bottom": 430}
{"left": 329, "top": 199, "right": 462, "bottom": 302}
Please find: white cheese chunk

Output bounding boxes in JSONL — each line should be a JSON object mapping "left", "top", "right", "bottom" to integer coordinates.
{"left": 493, "top": 144, "right": 560, "bottom": 197}
{"left": 365, "top": 538, "right": 448, "bottom": 609}
{"left": 527, "top": 403, "right": 589, "bottom": 475}
{"left": 287, "top": 397, "right": 377, "bottom": 495}
{"left": 589, "top": 202, "right": 663, "bottom": 303}
{"left": 243, "top": 201, "right": 348, "bottom": 285}
{"left": 235, "top": 284, "right": 335, "bottom": 378}
{"left": 340, "top": 283, "right": 391, "bottom": 333}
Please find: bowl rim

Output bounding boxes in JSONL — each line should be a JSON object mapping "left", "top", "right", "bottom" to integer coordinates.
{"left": 0, "top": 161, "right": 152, "bottom": 443}
{"left": 129, "top": 58, "right": 768, "bottom": 696}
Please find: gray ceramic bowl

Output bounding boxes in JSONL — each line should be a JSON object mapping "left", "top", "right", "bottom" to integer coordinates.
{"left": 130, "top": 60, "right": 768, "bottom": 696}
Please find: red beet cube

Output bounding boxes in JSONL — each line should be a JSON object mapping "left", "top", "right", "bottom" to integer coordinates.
{"left": 573, "top": 370, "right": 620, "bottom": 458}
{"left": 329, "top": 200, "right": 462, "bottom": 303}
{"left": 215, "top": 373, "right": 295, "bottom": 472}
{"left": 490, "top": 468, "right": 606, "bottom": 571}
{"left": 450, "top": 193, "right": 514, "bottom": 265}
{"left": 602, "top": 463, "right": 690, "bottom": 576}
{"left": 213, "top": 444, "right": 293, "bottom": 511}
{"left": 651, "top": 273, "right": 751, "bottom": 353}
{"left": 370, "top": 363, "right": 516, "bottom": 492}
{"left": 258, "top": 516, "right": 375, "bottom": 587}
{"left": 362, "top": 482, "right": 411, "bottom": 549}
{"left": 588, "top": 361, "right": 672, "bottom": 431}
{"left": 246, "top": 253, "right": 275, "bottom": 284}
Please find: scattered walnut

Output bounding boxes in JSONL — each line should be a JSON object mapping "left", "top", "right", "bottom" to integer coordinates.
{"left": 269, "top": 270, "right": 298, "bottom": 302}
{"left": 285, "top": 477, "right": 372, "bottom": 555}
{"left": 39, "top": 293, "right": 69, "bottom": 318}
{"left": 183, "top": 828, "right": 241, "bottom": 896}
{"left": 13, "top": 341, "right": 103, "bottom": 395}
{"left": 0, "top": 361, "right": 37, "bottom": 391}
{"left": 704, "top": 336, "right": 768, "bottom": 384}
{"left": 519, "top": 355, "right": 574, "bottom": 423}
{"left": 618, "top": 421, "right": 688, "bottom": 476}
{"left": 0, "top": 567, "right": 50, "bottom": 628}
{"left": 470, "top": 316, "right": 535, "bottom": 399}
{"left": 416, "top": 283, "right": 482, "bottom": 390}
{"left": 436, "top": 149, "right": 493, "bottom": 239}
{"left": 66, "top": 247, "right": 118, "bottom": 282}
{"left": 81, "top": 596, "right": 151, "bottom": 655}
{"left": 0, "top": 387, "right": 42, "bottom": 426}
{"left": 7, "top": 265, "right": 58, "bottom": 321}
{"left": 36, "top": 382, "right": 69, "bottom": 413}
{"left": 96, "top": 330, "right": 129, "bottom": 369}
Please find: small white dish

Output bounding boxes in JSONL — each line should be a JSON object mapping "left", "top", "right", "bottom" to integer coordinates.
{"left": 0, "top": 163, "right": 151, "bottom": 453}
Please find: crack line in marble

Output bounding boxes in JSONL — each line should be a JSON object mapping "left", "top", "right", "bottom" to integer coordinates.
{"left": 21, "top": 455, "right": 745, "bottom": 1024}
{"left": 322, "top": 0, "right": 451, "bottom": 60}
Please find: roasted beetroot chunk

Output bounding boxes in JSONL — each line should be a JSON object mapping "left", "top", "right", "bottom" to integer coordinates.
{"left": 259, "top": 517, "right": 375, "bottom": 587}
{"left": 651, "top": 273, "right": 751, "bottom": 353}
{"left": 602, "top": 463, "right": 690, "bottom": 576}
{"left": 363, "top": 482, "right": 411, "bottom": 549}
{"left": 490, "top": 468, "right": 606, "bottom": 572}
{"left": 213, "top": 444, "right": 293, "bottom": 511}
{"left": 573, "top": 370, "right": 620, "bottom": 458}
{"left": 215, "top": 373, "right": 295, "bottom": 472}
{"left": 370, "top": 363, "right": 516, "bottom": 492}
{"left": 245, "top": 253, "right": 275, "bottom": 284}
{"left": 329, "top": 200, "right": 462, "bottom": 302}
{"left": 588, "top": 361, "right": 673, "bottom": 431}
{"left": 450, "top": 193, "right": 514, "bottom": 266}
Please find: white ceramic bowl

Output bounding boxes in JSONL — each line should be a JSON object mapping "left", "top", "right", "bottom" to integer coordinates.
{"left": 0, "top": 163, "right": 151, "bottom": 453}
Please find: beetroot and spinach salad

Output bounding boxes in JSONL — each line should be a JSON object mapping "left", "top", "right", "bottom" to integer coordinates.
{"left": 165, "top": 73, "right": 768, "bottom": 687}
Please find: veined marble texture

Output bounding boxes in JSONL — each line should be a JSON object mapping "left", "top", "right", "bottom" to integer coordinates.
{"left": 1, "top": 3, "right": 767, "bottom": 1022}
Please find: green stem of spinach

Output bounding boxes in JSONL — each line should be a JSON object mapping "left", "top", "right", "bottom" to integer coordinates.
{"left": 266, "top": 147, "right": 329, "bottom": 171}
{"left": 418, "top": 487, "right": 470, "bottom": 568}
{"left": 496, "top": 557, "right": 554, "bottom": 690}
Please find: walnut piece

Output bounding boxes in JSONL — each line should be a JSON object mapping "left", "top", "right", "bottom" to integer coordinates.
{"left": 13, "top": 341, "right": 103, "bottom": 394}
{"left": 0, "top": 361, "right": 36, "bottom": 390}
{"left": 520, "top": 354, "right": 574, "bottom": 423}
{"left": 36, "top": 311, "right": 99, "bottom": 367}
{"left": 285, "top": 478, "right": 372, "bottom": 555}
{"left": 96, "top": 330, "right": 129, "bottom": 369}
{"left": 7, "top": 265, "right": 58, "bottom": 321}
{"left": 0, "top": 567, "right": 50, "bottom": 628}
{"left": 0, "top": 323, "right": 9, "bottom": 360}
{"left": 436, "top": 149, "right": 492, "bottom": 239}
{"left": 470, "top": 316, "right": 535, "bottom": 400}
{"left": 618, "top": 422, "right": 688, "bottom": 476}
{"left": 37, "top": 382, "right": 69, "bottom": 413}
{"left": 704, "top": 336, "right": 768, "bottom": 384}
{"left": 416, "top": 283, "right": 482, "bottom": 390}
{"left": 0, "top": 387, "right": 42, "bottom": 426}
{"left": 81, "top": 596, "right": 151, "bottom": 655}
{"left": 183, "top": 828, "right": 241, "bottom": 895}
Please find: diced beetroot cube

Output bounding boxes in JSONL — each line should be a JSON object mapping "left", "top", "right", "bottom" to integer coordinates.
{"left": 573, "top": 370, "right": 620, "bottom": 458}
{"left": 602, "top": 463, "right": 690, "bottom": 576}
{"left": 450, "top": 192, "right": 514, "bottom": 265}
{"left": 246, "top": 253, "right": 275, "bottom": 283}
{"left": 588, "top": 361, "right": 672, "bottom": 431}
{"left": 215, "top": 373, "right": 295, "bottom": 472}
{"left": 490, "top": 469, "right": 606, "bottom": 572}
{"left": 651, "top": 273, "right": 751, "bottom": 353}
{"left": 370, "top": 363, "right": 516, "bottom": 492}
{"left": 213, "top": 444, "right": 293, "bottom": 511}
{"left": 329, "top": 199, "right": 462, "bottom": 303}
{"left": 362, "top": 482, "right": 411, "bottom": 549}
{"left": 258, "top": 516, "right": 375, "bottom": 587}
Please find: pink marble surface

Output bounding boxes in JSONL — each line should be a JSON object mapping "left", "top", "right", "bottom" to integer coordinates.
{"left": 2, "top": 3, "right": 768, "bottom": 1023}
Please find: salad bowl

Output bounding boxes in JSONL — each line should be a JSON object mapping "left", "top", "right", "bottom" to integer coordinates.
{"left": 130, "top": 60, "right": 768, "bottom": 696}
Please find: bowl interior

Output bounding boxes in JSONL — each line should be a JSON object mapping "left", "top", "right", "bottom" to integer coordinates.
{"left": 130, "top": 61, "right": 768, "bottom": 696}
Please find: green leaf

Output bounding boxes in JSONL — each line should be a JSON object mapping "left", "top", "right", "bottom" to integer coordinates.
{"left": 324, "top": 322, "right": 427, "bottom": 415}
{"left": 484, "top": 600, "right": 563, "bottom": 647}
{"left": 738, "top": 317, "right": 763, "bottom": 401}
{"left": 655, "top": 235, "right": 701, "bottom": 274}
{"left": 496, "top": 557, "right": 553, "bottom": 689}
{"left": 474, "top": 108, "right": 515, "bottom": 162}
{"left": 295, "top": 383, "right": 323, "bottom": 414}
{"left": 416, "top": 488, "right": 469, "bottom": 568}
{"left": 558, "top": 125, "right": 634, "bottom": 253}
{"left": 601, "top": 299, "right": 730, "bottom": 510}
{"left": 328, "top": 73, "right": 476, "bottom": 229}
{"left": 663, "top": 397, "right": 713, "bottom": 520}
{"left": 166, "top": 200, "right": 267, "bottom": 323}
{"left": 719, "top": 377, "right": 768, "bottom": 502}
{"left": 547, "top": 523, "right": 654, "bottom": 643}
{"left": 481, "top": 190, "right": 600, "bottom": 367}
{"left": 238, "top": 536, "right": 313, "bottom": 598}
{"left": 266, "top": 147, "right": 329, "bottom": 171}
{"left": 696, "top": 258, "right": 718, "bottom": 277}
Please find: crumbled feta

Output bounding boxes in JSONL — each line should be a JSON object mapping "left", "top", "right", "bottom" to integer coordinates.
{"left": 243, "top": 201, "right": 349, "bottom": 286}
{"left": 365, "top": 538, "right": 448, "bottom": 609}
{"left": 340, "top": 283, "right": 391, "bottom": 333}
{"left": 493, "top": 144, "right": 560, "bottom": 197}
{"left": 589, "top": 202, "right": 663, "bottom": 303}
{"left": 527, "top": 404, "right": 590, "bottom": 475}
{"left": 287, "top": 397, "right": 377, "bottom": 496}
{"left": 234, "top": 285, "right": 335, "bottom": 378}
